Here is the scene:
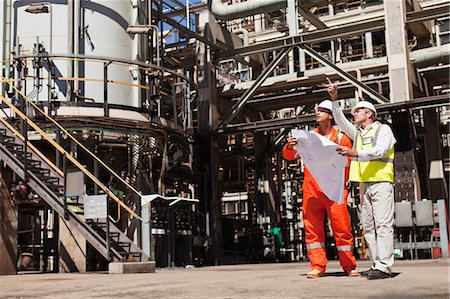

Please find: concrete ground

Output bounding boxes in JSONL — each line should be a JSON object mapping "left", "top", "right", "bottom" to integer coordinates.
{"left": 0, "top": 259, "right": 448, "bottom": 298}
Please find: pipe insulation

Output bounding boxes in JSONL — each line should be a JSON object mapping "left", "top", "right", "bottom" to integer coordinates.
{"left": 233, "top": 28, "right": 249, "bottom": 63}
{"left": 210, "top": 0, "right": 287, "bottom": 21}
{"left": 304, "top": 43, "right": 450, "bottom": 77}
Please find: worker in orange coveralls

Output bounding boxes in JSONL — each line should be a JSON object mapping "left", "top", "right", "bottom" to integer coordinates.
{"left": 282, "top": 99, "right": 359, "bottom": 278}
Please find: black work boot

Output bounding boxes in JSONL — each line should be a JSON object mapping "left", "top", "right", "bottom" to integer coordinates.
{"left": 360, "top": 268, "right": 374, "bottom": 277}
{"left": 367, "top": 269, "right": 391, "bottom": 280}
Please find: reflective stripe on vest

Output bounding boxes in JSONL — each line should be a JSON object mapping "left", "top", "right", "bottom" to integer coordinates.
{"left": 336, "top": 245, "right": 353, "bottom": 252}
{"left": 349, "top": 122, "right": 395, "bottom": 183}
{"left": 306, "top": 242, "right": 325, "bottom": 250}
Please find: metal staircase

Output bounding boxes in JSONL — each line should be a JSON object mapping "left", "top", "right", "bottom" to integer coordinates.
{"left": 0, "top": 113, "right": 148, "bottom": 264}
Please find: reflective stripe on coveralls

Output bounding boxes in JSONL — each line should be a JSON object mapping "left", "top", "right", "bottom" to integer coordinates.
{"left": 336, "top": 245, "right": 353, "bottom": 251}
{"left": 282, "top": 128, "right": 357, "bottom": 272}
{"left": 306, "top": 242, "right": 325, "bottom": 250}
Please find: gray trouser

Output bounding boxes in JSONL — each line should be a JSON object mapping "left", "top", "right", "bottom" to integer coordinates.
{"left": 360, "top": 182, "right": 394, "bottom": 274}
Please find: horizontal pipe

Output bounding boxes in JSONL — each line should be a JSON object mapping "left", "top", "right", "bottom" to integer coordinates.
{"left": 210, "top": 0, "right": 287, "bottom": 21}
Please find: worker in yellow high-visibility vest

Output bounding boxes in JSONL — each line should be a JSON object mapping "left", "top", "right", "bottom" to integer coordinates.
{"left": 326, "top": 78, "right": 396, "bottom": 280}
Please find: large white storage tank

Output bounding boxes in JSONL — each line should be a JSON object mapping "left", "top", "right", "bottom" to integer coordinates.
{"left": 12, "top": 0, "right": 136, "bottom": 107}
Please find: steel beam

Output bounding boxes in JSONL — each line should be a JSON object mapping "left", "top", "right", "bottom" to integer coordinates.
{"left": 165, "top": 3, "right": 208, "bottom": 18}
{"left": 214, "top": 4, "right": 450, "bottom": 61}
{"left": 214, "top": 18, "right": 384, "bottom": 61}
{"left": 406, "top": 4, "right": 450, "bottom": 23}
{"left": 154, "top": 9, "right": 224, "bottom": 51}
{"left": 217, "top": 95, "right": 450, "bottom": 134}
{"left": 299, "top": 44, "right": 390, "bottom": 104}
{"left": 215, "top": 46, "right": 292, "bottom": 131}
{"left": 297, "top": 1, "right": 327, "bottom": 30}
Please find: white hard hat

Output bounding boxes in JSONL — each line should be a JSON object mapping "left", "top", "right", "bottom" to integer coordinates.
{"left": 317, "top": 100, "right": 333, "bottom": 111}
{"left": 351, "top": 101, "right": 377, "bottom": 117}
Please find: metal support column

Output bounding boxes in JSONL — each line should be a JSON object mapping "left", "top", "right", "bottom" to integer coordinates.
{"left": 423, "top": 108, "right": 447, "bottom": 202}
{"left": 384, "top": 0, "right": 414, "bottom": 102}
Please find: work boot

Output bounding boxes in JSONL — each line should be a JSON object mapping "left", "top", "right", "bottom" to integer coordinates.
{"left": 345, "top": 269, "right": 359, "bottom": 277}
{"left": 306, "top": 269, "right": 325, "bottom": 278}
{"left": 360, "top": 268, "right": 375, "bottom": 277}
{"left": 367, "top": 269, "right": 391, "bottom": 280}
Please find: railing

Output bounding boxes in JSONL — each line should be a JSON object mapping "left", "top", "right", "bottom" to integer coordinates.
{"left": 1, "top": 79, "right": 143, "bottom": 222}
{"left": 3, "top": 53, "right": 195, "bottom": 130}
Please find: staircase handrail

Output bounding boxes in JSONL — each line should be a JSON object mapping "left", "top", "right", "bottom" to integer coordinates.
{"left": 0, "top": 117, "right": 63, "bottom": 177}
{"left": 4, "top": 78, "right": 142, "bottom": 197}
{"left": 0, "top": 92, "right": 144, "bottom": 222}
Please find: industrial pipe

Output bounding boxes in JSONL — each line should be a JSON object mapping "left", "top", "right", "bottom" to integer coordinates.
{"left": 210, "top": 0, "right": 287, "bottom": 21}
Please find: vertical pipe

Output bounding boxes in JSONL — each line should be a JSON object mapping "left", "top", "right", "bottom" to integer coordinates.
{"left": 52, "top": 211, "right": 59, "bottom": 272}
{"left": 328, "top": 3, "right": 335, "bottom": 66}
{"left": 74, "top": 0, "right": 80, "bottom": 94}
{"left": 365, "top": 32, "right": 373, "bottom": 58}
{"left": 20, "top": 60, "right": 28, "bottom": 182}
{"left": 68, "top": 0, "right": 74, "bottom": 101}
{"left": 103, "top": 62, "right": 109, "bottom": 117}
{"left": 2, "top": 0, "right": 12, "bottom": 97}
{"left": 435, "top": 23, "right": 441, "bottom": 47}
{"left": 35, "top": 37, "right": 42, "bottom": 102}
{"left": 186, "top": 0, "right": 190, "bottom": 30}
{"left": 49, "top": 4, "right": 52, "bottom": 54}
{"left": 287, "top": 0, "right": 298, "bottom": 74}
{"left": 78, "top": 1, "right": 85, "bottom": 96}
{"left": 93, "top": 145, "right": 99, "bottom": 195}
{"left": 47, "top": 57, "right": 52, "bottom": 113}
{"left": 23, "top": 113, "right": 28, "bottom": 183}
{"left": 152, "top": 26, "right": 160, "bottom": 67}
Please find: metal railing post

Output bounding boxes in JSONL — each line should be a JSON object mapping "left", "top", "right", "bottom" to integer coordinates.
{"left": 63, "top": 153, "right": 69, "bottom": 220}
{"left": 19, "top": 69, "right": 28, "bottom": 183}
{"left": 106, "top": 197, "right": 111, "bottom": 261}
{"left": 23, "top": 120, "right": 28, "bottom": 183}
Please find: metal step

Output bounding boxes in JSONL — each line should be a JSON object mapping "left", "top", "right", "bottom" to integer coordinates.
{"left": 29, "top": 167, "right": 51, "bottom": 176}
{"left": 26, "top": 159, "right": 42, "bottom": 168}
{"left": 0, "top": 136, "right": 15, "bottom": 143}
{"left": 14, "top": 151, "right": 33, "bottom": 159}
{"left": 42, "top": 176, "right": 60, "bottom": 184}
{"left": 3, "top": 142, "right": 22, "bottom": 150}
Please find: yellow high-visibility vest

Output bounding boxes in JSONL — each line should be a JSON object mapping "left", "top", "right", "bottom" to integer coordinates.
{"left": 349, "top": 122, "right": 394, "bottom": 183}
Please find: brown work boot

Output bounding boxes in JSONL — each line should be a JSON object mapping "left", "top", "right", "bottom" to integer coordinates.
{"left": 306, "top": 269, "right": 325, "bottom": 278}
{"left": 345, "top": 269, "right": 360, "bottom": 277}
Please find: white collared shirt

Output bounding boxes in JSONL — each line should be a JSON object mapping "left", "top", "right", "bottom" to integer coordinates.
{"left": 331, "top": 101, "right": 396, "bottom": 162}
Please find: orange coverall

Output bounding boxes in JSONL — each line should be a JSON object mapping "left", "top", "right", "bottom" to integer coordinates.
{"left": 282, "top": 128, "right": 356, "bottom": 272}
